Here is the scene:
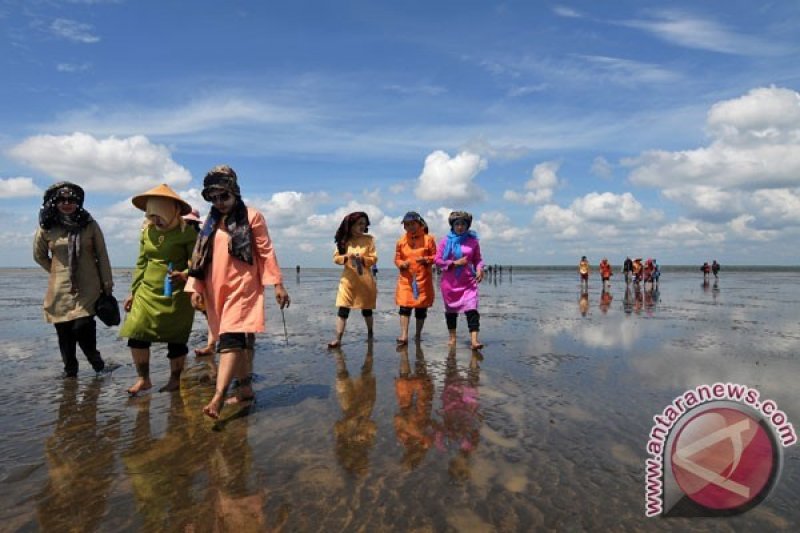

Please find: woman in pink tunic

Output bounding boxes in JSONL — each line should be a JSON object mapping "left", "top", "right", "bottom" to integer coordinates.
{"left": 186, "top": 165, "right": 290, "bottom": 419}
{"left": 434, "top": 211, "right": 485, "bottom": 349}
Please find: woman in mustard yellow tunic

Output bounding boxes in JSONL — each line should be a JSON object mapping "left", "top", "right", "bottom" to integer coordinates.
{"left": 394, "top": 211, "right": 436, "bottom": 345}
{"left": 327, "top": 212, "right": 377, "bottom": 348}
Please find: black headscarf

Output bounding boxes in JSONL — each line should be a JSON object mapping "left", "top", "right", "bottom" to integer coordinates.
{"left": 334, "top": 212, "right": 370, "bottom": 254}
{"left": 39, "top": 182, "right": 94, "bottom": 293}
{"left": 189, "top": 165, "right": 253, "bottom": 279}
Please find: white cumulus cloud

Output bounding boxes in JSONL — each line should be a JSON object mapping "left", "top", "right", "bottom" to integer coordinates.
{"left": 504, "top": 160, "right": 561, "bottom": 205}
{"left": 8, "top": 133, "right": 192, "bottom": 192}
{"left": 0, "top": 177, "right": 42, "bottom": 199}
{"left": 415, "top": 150, "right": 487, "bottom": 201}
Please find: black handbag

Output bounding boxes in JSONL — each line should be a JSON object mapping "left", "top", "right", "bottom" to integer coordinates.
{"left": 95, "top": 292, "right": 121, "bottom": 327}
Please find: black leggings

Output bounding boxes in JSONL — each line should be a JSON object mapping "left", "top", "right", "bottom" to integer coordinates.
{"left": 398, "top": 307, "right": 428, "bottom": 319}
{"left": 445, "top": 310, "right": 480, "bottom": 332}
{"left": 337, "top": 307, "right": 373, "bottom": 319}
{"left": 127, "top": 338, "right": 189, "bottom": 359}
{"left": 55, "top": 316, "right": 104, "bottom": 376}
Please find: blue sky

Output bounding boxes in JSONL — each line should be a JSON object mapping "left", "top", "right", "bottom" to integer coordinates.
{"left": 2, "top": 0, "right": 799, "bottom": 267}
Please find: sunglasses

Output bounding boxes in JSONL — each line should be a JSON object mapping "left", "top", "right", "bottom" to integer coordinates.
{"left": 208, "top": 192, "right": 231, "bottom": 204}
{"left": 56, "top": 197, "right": 78, "bottom": 205}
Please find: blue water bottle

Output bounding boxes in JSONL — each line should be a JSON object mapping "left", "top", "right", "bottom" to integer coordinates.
{"left": 411, "top": 274, "right": 419, "bottom": 300}
{"left": 163, "top": 262, "right": 173, "bottom": 297}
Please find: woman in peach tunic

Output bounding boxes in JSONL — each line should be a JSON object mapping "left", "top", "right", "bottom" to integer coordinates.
{"left": 186, "top": 165, "right": 290, "bottom": 418}
{"left": 327, "top": 212, "right": 377, "bottom": 348}
{"left": 394, "top": 211, "right": 436, "bottom": 345}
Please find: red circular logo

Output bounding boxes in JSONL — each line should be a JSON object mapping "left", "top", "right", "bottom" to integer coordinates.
{"left": 671, "top": 407, "right": 776, "bottom": 511}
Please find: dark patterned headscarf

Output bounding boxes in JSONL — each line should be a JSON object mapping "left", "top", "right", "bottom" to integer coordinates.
{"left": 189, "top": 165, "right": 252, "bottom": 279}
{"left": 447, "top": 210, "right": 472, "bottom": 229}
{"left": 334, "top": 212, "right": 370, "bottom": 254}
{"left": 402, "top": 211, "right": 428, "bottom": 234}
{"left": 39, "top": 182, "right": 94, "bottom": 293}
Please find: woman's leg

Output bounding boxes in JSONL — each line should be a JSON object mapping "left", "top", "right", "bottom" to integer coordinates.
{"left": 74, "top": 316, "right": 105, "bottom": 372}
{"left": 226, "top": 334, "right": 255, "bottom": 404}
{"left": 362, "top": 309, "right": 374, "bottom": 339}
{"left": 127, "top": 342, "right": 152, "bottom": 395}
{"left": 414, "top": 308, "right": 428, "bottom": 340}
{"left": 466, "top": 310, "right": 482, "bottom": 349}
{"left": 445, "top": 312, "right": 458, "bottom": 346}
{"left": 159, "top": 343, "right": 188, "bottom": 392}
{"left": 397, "top": 307, "right": 411, "bottom": 344}
{"left": 54, "top": 321, "right": 79, "bottom": 377}
{"left": 204, "top": 349, "right": 241, "bottom": 418}
{"left": 328, "top": 308, "right": 350, "bottom": 348}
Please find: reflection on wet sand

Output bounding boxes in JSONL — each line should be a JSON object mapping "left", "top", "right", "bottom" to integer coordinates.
{"left": 120, "top": 362, "right": 267, "bottom": 531}
{"left": 394, "top": 342, "right": 434, "bottom": 470}
{"left": 435, "top": 348, "right": 483, "bottom": 482}
{"left": 332, "top": 342, "right": 377, "bottom": 477}
{"left": 37, "top": 380, "right": 119, "bottom": 532}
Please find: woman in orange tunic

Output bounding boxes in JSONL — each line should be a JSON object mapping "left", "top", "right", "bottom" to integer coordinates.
{"left": 186, "top": 165, "right": 290, "bottom": 419}
{"left": 394, "top": 211, "right": 436, "bottom": 345}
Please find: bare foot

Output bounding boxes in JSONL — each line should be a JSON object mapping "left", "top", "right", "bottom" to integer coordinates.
{"left": 448, "top": 337, "right": 457, "bottom": 347}
{"left": 195, "top": 345, "right": 215, "bottom": 356}
{"left": 396, "top": 337, "right": 408, "bottom": 345}
{"left": 127, "top": 379, "right": 152, "bottom": 396}
{"left": 471, "top": 342, "right": 484, "bottom": 350}
{"left": 225, "top": 394, "right": 255, "bottom": 406}
{"left": 327, "top": 339, "right": 341, "bottom": 349}
{"left": 367, "top": 330, "right": 374, "bottom": 339}
{"left": 158, "top": 377, "right": 181, "bottom": 393}
{"left": 203, "top": 391, "right": 225, "bottom": 419}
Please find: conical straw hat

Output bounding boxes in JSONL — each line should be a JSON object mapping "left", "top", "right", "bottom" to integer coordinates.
{"left": 131, "top": 183, "right": 192, "bottom": 215}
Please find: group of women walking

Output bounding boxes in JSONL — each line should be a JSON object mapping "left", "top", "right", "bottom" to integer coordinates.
{"left": 327, "top": 209, "right": 485, "bottom": 351}
{"left": 33, "top": 166, "right": 290, "bottom": 419}
{"left": 33, "top": 170, "right": 486, "bottom": 420}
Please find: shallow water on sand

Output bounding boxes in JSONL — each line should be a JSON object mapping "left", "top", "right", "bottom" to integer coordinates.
{"left": 1, "top": 267, "right": 798, "bottom": 531}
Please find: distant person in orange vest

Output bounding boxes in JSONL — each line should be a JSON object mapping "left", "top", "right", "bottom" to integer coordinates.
{"left": 599, "top": 258, "right": 612, "bottom": 291}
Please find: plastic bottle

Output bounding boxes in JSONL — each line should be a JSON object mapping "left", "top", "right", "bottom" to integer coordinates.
{"left": 164, "top": 262, "right": 173, "bottom": 297}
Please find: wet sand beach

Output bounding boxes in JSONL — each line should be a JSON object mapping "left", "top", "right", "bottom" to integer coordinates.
{"left": 1, "top": 266, "right": 798, "bottom": 531}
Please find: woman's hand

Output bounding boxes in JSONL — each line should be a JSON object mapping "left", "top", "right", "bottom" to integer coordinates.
{"left": 123, "top": 294, "right": 134, "bottom": 312}
{"left": 415, "top": 257, "right": 429, "bottom": 265}
{"left": 169, "top": 270, "right": 188, "bottom": 284}
{"left": 398, "top": 261, "right": 411, "bottom": 270}
{"left": 475, "top": 268, "right": 485, "bottom": 283}
{"left": 453, "top": 257, "right": 468, "bottom": 267}
{"left": 191, "top": 292, "right": 205, "bottom": 310}
{"left": 274, "top": 284, "right": 290, "bottom": 309}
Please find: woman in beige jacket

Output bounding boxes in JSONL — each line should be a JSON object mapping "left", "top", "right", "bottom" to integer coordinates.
{"left": 33, "top": 182, "right": 115, "bottom": 378}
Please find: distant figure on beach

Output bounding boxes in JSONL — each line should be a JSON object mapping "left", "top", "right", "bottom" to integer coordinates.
{"left": 701, "top": 261, "right": 711, "bottom": 283}
{"left": 120, "top": 184, "right": 196, "bottom": 396}
{"left": 632, "top": 258, "right": 643, "bottom": 284}
{"left": 599, "top": 257, "right": 612, "bottom": 291}
{"left": 642, "top": 258, "right": 655, "bottom": 289}
{"left": 435, "top": 211, "right": 485, "bottom": 350}
{"left": 578, "top": 256, "right": 590, "bottom": 289}
{"left": 622, "top": 256, "right": 633, "bottom": 284}
{"left": 186, "top": 165, "right": 290, "bottom": 418}
{"left": 394, "top": 342, "right": 434, "bottom": 470}
{"left": 394, "top": 211, "right": 437, "bottom": 345}
{"left": 652, "top": 258, "right": 661, "bottom": 288}
{"left": 33, "top": 182, "right": 116, "bottom": 378}
{"left": 296, "top": 264, "right": 300, "bottom": 274}
{"left": 712, "top": 260, "right": 721, "bottom": 280}
{"left": 327, "top": 212, "right": 377, "bottom": 348}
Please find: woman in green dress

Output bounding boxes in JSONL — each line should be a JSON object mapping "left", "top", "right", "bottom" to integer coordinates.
{"left": 120, "top": 184, "right": 197, "bottom": 395}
